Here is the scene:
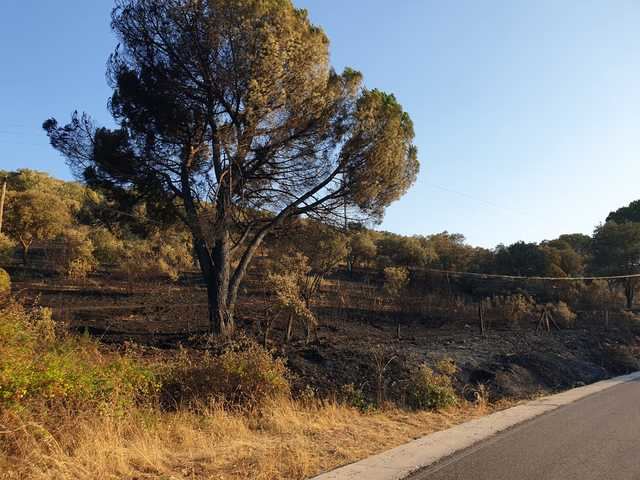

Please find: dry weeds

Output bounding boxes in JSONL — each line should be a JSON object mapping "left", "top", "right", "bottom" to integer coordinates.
{"left": 1, "top": 399, "right": 504, "bottom": 480}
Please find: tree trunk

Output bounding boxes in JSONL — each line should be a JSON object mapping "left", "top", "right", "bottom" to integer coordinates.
{"left": 285, "top": 312, "right": 294, "bottom": 343}
{"left": 624, "top": 278, "right": 635, "bottom": 309}
{"left": 305, "top": 321, "right": 312, "bottom": 344}
{"left": 210, "top": 231, "right": 233, "bottom": 335}
{"left": 193, "top": 233, "right": 234, "bottom": 336}
{"left": 263, "top": 318, "right": 271, "bottom": 348}
{"left": 20, "top": 240, "right": 30, "bottom": 265}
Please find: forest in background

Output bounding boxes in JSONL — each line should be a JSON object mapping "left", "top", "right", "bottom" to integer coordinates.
{"left": 3, "top": 167, "right": 640, "bottom": 313}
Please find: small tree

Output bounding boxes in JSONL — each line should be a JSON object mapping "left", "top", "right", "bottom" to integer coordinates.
{"left": 272, "top": 221, "right": 348, "bottom": 309}
{"left": 383, "top": 266, "right": 410, "bottom": 297}
{"left": 492, "top": 241, "right": 550, "bottom": 276}
{"left": 370, "top": 345, "right": 396, "bottom": 406}
{"left": 4, "top": 191, "right": 71, "bottom": 264}
{"left": 347, "top": 231, "right": 377, "bottom": 272}
{"left": 383, "top": 266, "right": 409, "bottom": 338}
{"left": 540, "top": 239, "right": 584, "bottom": 276}
{"left": 376, "top": 233, "right": 434, "bottom": 268}
{"left": 423, "top": 231, "right": 473, "bottom": 271}
{"left": 266, "top": 252, "right": 316, "bottom": 344}
{"left": 590, "top": 222, "right": 640, "bottom": 308}
{"left": 300, "top": 226, "right": 348, "bottom": 306}
{"left": 52, "top": 228, "right": 98, "bottom": 279}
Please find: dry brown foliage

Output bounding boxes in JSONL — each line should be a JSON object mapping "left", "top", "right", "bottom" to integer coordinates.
{"left": 0, "top": 398, "right": 495, "bottom": 480}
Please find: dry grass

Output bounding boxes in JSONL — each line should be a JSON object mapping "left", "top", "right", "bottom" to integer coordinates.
{"left": 1, "top": 398, "right": 504, "bottom": 480}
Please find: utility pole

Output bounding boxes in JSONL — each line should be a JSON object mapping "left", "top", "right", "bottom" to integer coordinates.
{"left": 0, "top": 176, "right": 6, "bottom": 234}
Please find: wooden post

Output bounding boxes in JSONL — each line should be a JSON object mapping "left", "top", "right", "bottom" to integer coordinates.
{"left": 537, "top": 308, "right": 551, "bottom": 333}
{"left": 543, "top": 310, "right": 550, "bottom": 332}
{"left": 547, "top": 309, "right": 560, "bottom": 331}
{"left": 0, "top": 177, "right": 6, "bottom": 234}
{"left": 263, "top": 318, "right": 271, "bottom": 347}
{"left": 479, "top": 300, "right": 486, "bottom": 337}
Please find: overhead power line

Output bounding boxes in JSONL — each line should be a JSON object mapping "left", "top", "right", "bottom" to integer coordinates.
{"left": 421, "top": 268, "right": 640, "bottom": 282}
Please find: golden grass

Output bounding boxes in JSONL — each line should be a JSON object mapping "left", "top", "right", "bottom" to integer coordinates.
{"left": 0, "top": 399, "right": 505, "bottom": 480}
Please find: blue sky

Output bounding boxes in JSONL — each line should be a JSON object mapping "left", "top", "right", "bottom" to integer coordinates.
{"left": 1, "top": 1, "right": 639, "bottom": 248}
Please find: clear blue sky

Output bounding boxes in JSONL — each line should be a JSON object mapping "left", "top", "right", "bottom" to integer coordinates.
{"left": 1, "top": 1, "right": 639, "bottom": 248}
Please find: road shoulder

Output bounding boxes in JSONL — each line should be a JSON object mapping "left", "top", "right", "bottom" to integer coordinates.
{"left": 310, "top": 371, "right": 640, "bottom": 480}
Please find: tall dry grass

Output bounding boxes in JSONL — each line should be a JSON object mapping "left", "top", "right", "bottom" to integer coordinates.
{"left": 0, "top": 299, "right": 508, "bottom": 480}
{"left": 1, "top": 398, "right": 495, "bottom": 480}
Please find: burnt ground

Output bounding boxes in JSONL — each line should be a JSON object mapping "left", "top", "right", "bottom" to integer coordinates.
{"left": 9, "top": 264, "right": 640, "bottom": 405}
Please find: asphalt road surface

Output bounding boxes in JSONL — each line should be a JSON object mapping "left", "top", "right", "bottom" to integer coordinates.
{"left": 410, "top": 378, "right": 640, "bottom": 480}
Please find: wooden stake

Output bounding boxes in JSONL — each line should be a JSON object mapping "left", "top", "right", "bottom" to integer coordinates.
{"left": 0, "top": 177, "right": 6, "bottom": 234}
{"left": 537, "top": 308, "right": 551, "bottom": 333}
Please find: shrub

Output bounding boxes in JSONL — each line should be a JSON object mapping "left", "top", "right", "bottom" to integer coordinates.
{"left": 49, "top": 228, "right": 98, "bottom": 279}
{"left": 118, "top": 239, "right": 157, "bottom": 281}
{"left": 0, "top": 233, "right": 16, "bottom": 265}
{"left": 156, "top": 231, "right": 193, "bottom": 280}
{"left": 348, "top": 231, "right": 377, "bottom": 269}
{"left": 0, "top": 268, "right": 9, "bottom": 297}
{"left": 487, "top": 293, "right": 535, "bottom": 327}
{"left": 0, "top": 301, "right": 158, "bottom": 410}
{"left": 266, "top": 257, "right": 316, "bottom": 342}
{"left": 118, "top": 231, "right": 192, "bottom": 282}
{"left": 576, "top": 280, "right": 620, "bottom": 310}
{"left": 599, "top": 345, "right": 640, "bottom": 374}
{"left": 339, "top": 383, "right": 374, "bottom": 412}
{"left": 406, "top": 360, "right": 458, "bottom": 411}
{"left": 619, "top": 310, "right": 640, "bottom": 336}
{"left": 548, "top": 301, "right": 577, "bottom": 328}
{"left": 89, "top": 227, "right": 125, "bottom": 265}
{"left": 163, "top": 341, "right": 290, "bottom": 410}
{"left": 435, "top": 357, "right": 458, "bottom": 376}
{"left": 383, "top": 266, "right": 409, "bottom": 297}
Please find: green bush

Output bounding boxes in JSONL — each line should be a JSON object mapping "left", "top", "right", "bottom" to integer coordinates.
{"left": 0, "top": 233, "right": 16, "bottom": 265}
{"left": 406, "top": 359, "right": 458, "bottom": 411}
{"left": 0, "top": 268, "right": 9, "bottom": 296}
{"left": 339, "top": 383, "right": 374, "bottom": 412}
{"left": 163, "top": 340, "right": 290, "bottom": 410}
{"left": 383, "top": 266, "right": 409, "bottom": 297}
{"left": 117, "top": 231, "right": 192, "bottom": 282}
{"left": 0, "top": 302, "right": 158, "bottom": 410}
{"left": 89, "top": 227, "right": 125, "bottom": 265}
{"left": 49, "top": 228, "right": 98, "bottom": 279}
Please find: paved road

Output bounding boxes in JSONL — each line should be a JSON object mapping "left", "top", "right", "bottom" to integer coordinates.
{"left": 410, "top": 378, "right": 640, "bottom": 480}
